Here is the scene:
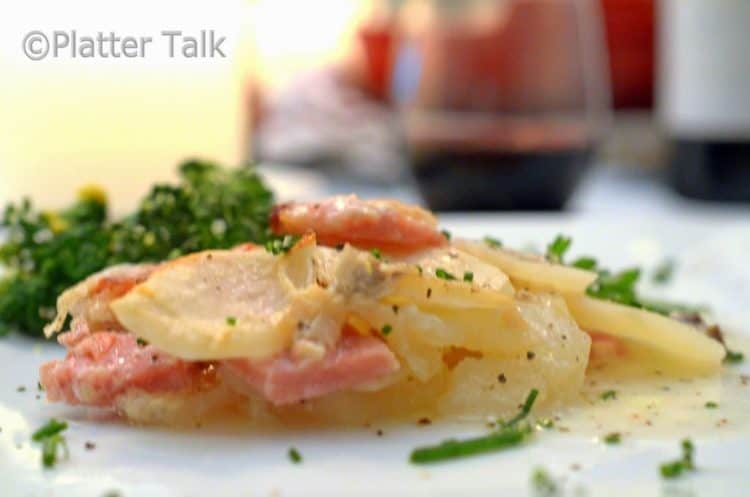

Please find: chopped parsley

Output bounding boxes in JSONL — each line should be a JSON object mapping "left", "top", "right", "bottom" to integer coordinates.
{"left": 32, "top": 419, "right": 69, "bottom": 468}
{"left": 370, "top": 248, "right": 382, "bottom": 260}
{"left": 587, "top": 268, "right": 642, "bottom": 308}
{"left": 0, "top": 160, "right": 274, "bottom": 337}
{"left": 136, "top": 337, "right": 148, "bottom": 347}
{"left": 463, "top": 271, "right": 474, "bottom": 283}
{"left": 288, "top": 447, "right": 303, "bottom": 464}
{"left": 381, "top": 324, "right": 393, "bottom": 336}
{"left": 603, "top": 432, "right": 621, "bottom": 444}
{"left": 435, "top": 268, "right": 456, "bottom": 281}
{"left": 416, "top": 265, "right": 423, "bottom": 275}
{"left": 659, "top": 439, "right": 695, "bottom": 479}
{"left": 409, "top": 389, "right": 539, "bottom": 464}
{"left": 483, "top": 236, "right": 502, "bottom": 249}
{"left": 652, "top": 259, "right": 675, "bottom": 285}
{"left": 441, "top": 230, "right": 452, "bottom": 241}
{"left": 226, "top": 316, "right": 237, "bottom": 326}
{"left": 704, "top": 401, "right": 718, "bottom": 409}
{"left": 546, "top": 235, "right": 572, "bottom": 264}
{"left": 264, "top": 235, "right": 299, "bottom": 256}
{"left": 530, "top": 467, "right": 559, "bottom": 496}
{"left": 600, "top": 390, "right": 617, "bottom": 401}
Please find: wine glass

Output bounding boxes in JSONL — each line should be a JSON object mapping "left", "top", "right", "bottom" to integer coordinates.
{"left": 392, "top": 0, "right": 611, "bottom": 210}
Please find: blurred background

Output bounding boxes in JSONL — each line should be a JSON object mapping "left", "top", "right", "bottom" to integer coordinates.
{"left": 2, "top": 0, "right": 750, "bottom": 213}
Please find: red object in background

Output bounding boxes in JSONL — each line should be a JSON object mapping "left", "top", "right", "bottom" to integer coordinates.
{"left": 358, "top": 23, "right": 395, "bottom": 102}
{"left": 600, "top": 0, "right": 654, "bottom": 109}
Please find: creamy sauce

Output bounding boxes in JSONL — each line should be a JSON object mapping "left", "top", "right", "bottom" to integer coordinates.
{"left": 555, "top": 333, "right": 750, "bottom": 439}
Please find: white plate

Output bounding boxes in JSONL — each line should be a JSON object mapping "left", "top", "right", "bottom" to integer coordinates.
{"left": 2, "top": 215, "right": 750, "bottom": 497}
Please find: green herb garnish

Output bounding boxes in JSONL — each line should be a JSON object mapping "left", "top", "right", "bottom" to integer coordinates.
{"left": 571, "top": 256, "right": 597, "bottom": 271}
{"left": 724, "top": 349, "right": 744, "bottom": 364}
{"left": 264, "top": 235, "right": 299, "bottom": 256}
{"left": 409, "top": 389, "right": 539, "bottom": 464}
{"left": 435, "top": 268, "right": 456, "bottom": 281}
{"left": 704, "top": 401, "right": 718, "bottom": 409}
{"left": 546, "top": 235, "right": 572, "bottom": 264}
{"left": 288, "top": 447, "right": 303, "bottom": 464}
{"left": 603, "top": 432, "right": 621, "bottom": 444}
{"left": 536, "top": 418, "right": 555, "bottom": 430}
{"left": 381, "top": 324, "right": 393, "bottom": 336}
{"left": 32, "top": 419, "right": 69, "bottom": 468}
{"left": 136, "top": 337, "right": 148, "bottom": 347}
{"left": 483, "top": 236, "right": 502, "bottom": 249}
{"left": 600, "top": 390, "right": 617, "bottom": 401}
{"left": 652, "top": 259, "right": 676, "bottom": 285}
{"left": 0, "top": 160, "right": 274, "bottom": 337}
{"left": 659, "top": 439, "right": 695, "bottom": 479}
{"left": 441, "top": 230, "right": 451, "bottom": 241}
{"left": 226, "top": 316, "right": 237, "bottom": 326}
{"left": 463, "top": 271, "right": 474, "bottom": 283}
{"left": 530, "top": 467, "right": 559, "bottom": 496}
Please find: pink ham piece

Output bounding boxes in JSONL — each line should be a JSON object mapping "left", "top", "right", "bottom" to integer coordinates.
{"left": 222, "top": 334, "right": 400, "bottom": 406}
{"left": 40, "top": 332, "right": 215, "bottom": 407}
{"left": 270, "top": 194, "right": 447, "bottom": 254}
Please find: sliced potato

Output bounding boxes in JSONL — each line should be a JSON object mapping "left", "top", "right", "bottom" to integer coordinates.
{"left": 454, "top": 239, "right": 597, "bottom": 294}
{"left": 111, "top": 249, "right": 298, "bottom": 360}
{"left": 565, "top": 295, "right": 724, "bottom": 372}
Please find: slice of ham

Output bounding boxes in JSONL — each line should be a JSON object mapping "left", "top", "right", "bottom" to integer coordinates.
{"left": 221, "top": 334, "right": 400, "bottom": 406}
{"left": 40, "top": 332, "right": 216, "bottom": 407}
{"left": 270, "top": 194, "right": 447, "bottom": 254}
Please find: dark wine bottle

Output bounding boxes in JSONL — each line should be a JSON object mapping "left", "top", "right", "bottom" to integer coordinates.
{"left": 660, "top": 1, "right": 750, "bottom": 202}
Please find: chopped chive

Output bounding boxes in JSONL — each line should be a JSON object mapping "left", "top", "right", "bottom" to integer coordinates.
{"left": 724, "top": 349, "right": 744, "bottom": 364}
{"left": 32, "top": 419, "right": 69, "bottom": 468}
{"left": 435, "top": 268, "right": 456, "bottom": 281}
{"left": 409, "top": 389, "right": 539, "bottom": 464}
{"left": 652, "top": 258, "right": 675, "bottom": 285}
{"left": 226, "top": 316, "right": 237, "bottom": 326}
{"left": 483, "top": 236, "right": 502, "bottom": 249}
{"left": 659, "top": 439, "right": 695, "bottom": 479}
{"left": 600, "top": 390, "right": 617, "bottom": 401}
{"left": 504, "top": 388, "right": 539, "bottom": 427}
{"left": 288, "top": 447, "right": 302, "bottom": 464}
{"left": 530, "top": 467, "right": 559, "bottom": 496}
{"left": 381, "top": 324, "right": 393, "bottom": 336}
{"left": 704, "top": 401, "right": 718, "bottom": 409}
{"left": 416, "top": 265, "right": 423, "bottom": 275}
{"left": 370, "top": 248, "right": 382, "bottom": 260}
{"left": 136, "top": 337, "right": 148, "bottom": 347}
{"left": 463, "top": 271, "right": 474, "bottom": 283}
{"left": 37, "top": 381, "right": 44, "bottom": 391}
{"left": 32, "top": 419, "right": 68, "bottom": 441}
{"left": 410, "top": 424, "right": 530, "bottom": 464}
{"left": 603, "top": 432, "right": 621, "bottom": 445}
{"left": 441, "top": 230, "right": 452, "bottom": 241}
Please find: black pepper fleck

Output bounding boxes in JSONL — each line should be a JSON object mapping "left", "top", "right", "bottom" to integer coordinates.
{"left": 498, "top": 373, "right": 507, "bottom": 384}
{"left": 376, "top": 429, "right": 384, "bottom": 437}
{"left": 526, "top": 351, "right": 535, "bottom": 361}
{"left": 426, "top": 288, "right": 432, "bottom": 298}
{"left": 392, "top": 305, "right": 399, "bottom": 314}
{"left": 85, "top": 441, "right": 96, "bottom": 450}
{"left": 16, "top": 385, "right": 26, "bottom": 392}
{"left": 417, "top": 417, "right": 432, "bottom": 426}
